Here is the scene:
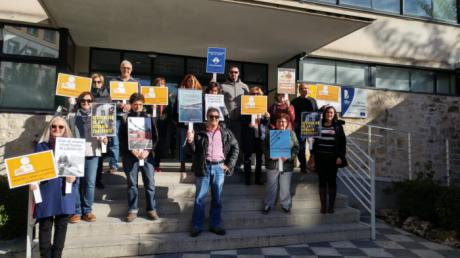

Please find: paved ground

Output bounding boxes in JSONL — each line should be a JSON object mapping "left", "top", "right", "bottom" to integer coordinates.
{"left": 128, "top": 221, "right": 460, "bottom": 258}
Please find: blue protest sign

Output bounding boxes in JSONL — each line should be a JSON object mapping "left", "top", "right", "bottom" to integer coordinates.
{"left": 206, "top": 47, "right": 226, "bottom": 74}
{"left": 178, "top": 89, "right": 203, "bottom": 123}
{"left": 269, "top": 130, "right": 291, "bottom": 159}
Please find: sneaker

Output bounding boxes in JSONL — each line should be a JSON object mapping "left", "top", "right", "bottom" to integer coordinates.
{"left": 154, "top": 167, "right": 162, "bottom": 173}
{"left": 147, "top": 210, "right": 160, "bottom": 220}
{"left": 109, "top": 167, "right": 117, "bottom": 174}
{"left": 190, "top": 228, "right": 202, "bottom": 237}
{"left": 262, "top": 206, "right": 270, "bottom": 215}
{"left": 69, "top": 214, "right": 81, "bottom": 223}
{"left": 281, "top": 207, "right": 291, "bottom": 214}
{"left": 209, "top": 227, "right": 226, "bottom": 236}
{"left": 82, "top": 213, "right": 96, "bottom": 222}
{"left": 126, "top": 212, "right": 137, "bottom": 222}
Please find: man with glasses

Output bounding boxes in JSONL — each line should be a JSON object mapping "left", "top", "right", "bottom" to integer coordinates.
{"left": 221, "top": 66, "right": 249, "bottom": 172}
{"left": 186, "top": 107, "right": 239, "bottom": 237}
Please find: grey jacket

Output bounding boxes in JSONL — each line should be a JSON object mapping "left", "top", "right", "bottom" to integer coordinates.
{"left": 221, "top": 79, "right": 249, "bottom": 120}
{"left": 263, "top": 130, "right": 299, "bottom": 172}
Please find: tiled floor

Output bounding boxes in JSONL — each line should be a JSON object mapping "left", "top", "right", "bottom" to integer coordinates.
{"left": 134, "top": 221, "right": 460, "bottom": 258}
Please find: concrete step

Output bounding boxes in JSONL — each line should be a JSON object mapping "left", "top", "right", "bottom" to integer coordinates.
{"left": 90, "top": 194, "right": 349, "bottom": 217}
{"left": 66, "top": 207, "right": 360, "bottom": 238}
{"left": 57, "top": 222, "right": 370, "bottom": 258}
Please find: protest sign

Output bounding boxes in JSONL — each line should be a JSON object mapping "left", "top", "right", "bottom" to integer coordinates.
{"left": 341, "top": 87, "right": 367, "bottom": 118}
{"left": 54, "top": 137, "right": 85, "bottom": 177}
{"left": 301, "top": 112, "right": 321, "bottom": 137}
{"left": 269, "top": 130, "right": 291, "bottom": 159}
{"left": 277, "top": 68, "right": 296, "bottom": 95}
{"left": 91, "top": 103, "right": 116, "bottom": 137}
{"left": 5, "top": 150, "right": 58, "bottom": 189}
{"left": 241, "top": 95, "right": 267, "bottom": 115}
{"left": 110, "top": 81, "right": 138, "bottom": 100}
{"left": 141, "top": 86, "right": 169, "bottom": 106}
{"left": 205, "top": 94, "right": 225, "bottom": 121}
{"left": 178, "top": 89, "right": 203, "bottom": 123}
{"left": 206, "top": 47, "right": 226, "bottom": 74}
{"left": 55, "top": 73, "right": 92, "bottom": 97}
{"left": 128, "top": 117, "right": 153, "bottom": 150}
{"left": 315, "top": 84, "right": 342, "bottom": 112}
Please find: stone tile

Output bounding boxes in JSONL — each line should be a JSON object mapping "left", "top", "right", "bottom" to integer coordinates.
{"left": 182, "top": 255, "right": 210, "bottom": 258}
{"left": 377, "top": 228, "right": 401, "bottom": 235}
{"left": 330, "top": 241, "right": 356, "bottom": 248}
{"left": 309, "top": 247, "right": 341, "bottom": 256}
{"left": 410, "top": 249, "right": 445, "bottom": 258}
{"left": 335, "top": 247, "right": 366, "bottom": 256}
{"left": 210, "top": 255, "right": 237, "bottom": 258}
{"left": 154, "top": 254, "right": 183, "bottom": 258}
{"left": 290, "top": 256, "right": 318, "bottom": 258}
{"left": 236, "top": 256, "right": 264, "bottom": 258}
{"left": 408, "top": 234, "right": 426, "bottom": 242}
{"left": 385, "top": 249, "right": 418, "bottom": 257}
{"left": 437, "top": 249, "right": 460, "bottom": 258}
{"left": 237, "top": 248, "right": 262, "bottom": 255}
{"left": 375, "top": 233, "right": 392, "bottom": 241}
{"left": 260, "top": 247, "right": 289, "bottom": 256}
{"left": 398, "top": 241, "right": 430, "bottom": 250}
{"left": 308, "top": 242, "right": 331, "bottom": 247}
{"left": 394, "top": 228, "right": 412, "bottom": 235}
{"left": 360, "top": 248, "right": 394, "bottom": 257}
{"left": 210, "top": 250, "right": 238, "bottom": 255}
{"left": 385, "top": 234, "right": 414, "bottom": 242}
{"left": 350, "top": 240, "right": 380, "bottom": 248}
{"left": 285, "top": 247, "right": 315, "bottom": 255}
{"left": 264, "top": 256, "right": 291, "bottom": 258}
{"left": 419, "top": 241, "right": 453, "bottom": 250}
{"left": 285, "top": 244, "right": 310, "bottom": 248}
{"left": 374, "top": 240, "right": 405, "bottom": 250}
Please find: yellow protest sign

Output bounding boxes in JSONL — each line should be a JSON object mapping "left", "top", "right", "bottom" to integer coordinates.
{"left": 141, "top": 86, "right": 169, "bottom": 105}
{"left": 5, "top": 150, "right": 58, "bottom": 189}
{"left": 241, "top": 95, "right": 267, "bottom": 115}
{"left": 110, "top": 81, "right": 139, "bottom": 100}
{"left": 55, "top": 73, "right": 92, "bottom": 97}
{"left": 305, "top": 84, "right": 317, "bottom": 98}
{"left": 316, "top": 84, "right": 340, "bottom": 101}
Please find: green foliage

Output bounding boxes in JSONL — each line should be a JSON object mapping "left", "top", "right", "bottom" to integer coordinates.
{"left": 0, "top": 175, "right": 28, "bottom": 239}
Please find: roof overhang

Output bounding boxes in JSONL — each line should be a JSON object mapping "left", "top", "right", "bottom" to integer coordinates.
{"left": 39, "top": 0, "right": 373, "bottom": 64}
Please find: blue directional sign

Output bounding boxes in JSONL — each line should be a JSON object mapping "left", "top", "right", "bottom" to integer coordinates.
{"left": 206, "top": 47, "right": 226, "bottom": 74}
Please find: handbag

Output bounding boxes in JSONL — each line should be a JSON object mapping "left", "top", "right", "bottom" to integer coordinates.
{"left": 337, "top": 155, "right": 348, "bottom": 168}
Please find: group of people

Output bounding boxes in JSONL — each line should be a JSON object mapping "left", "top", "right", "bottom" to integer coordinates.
{"left": 30, "top": 60, "right": 347, "bottom": 257}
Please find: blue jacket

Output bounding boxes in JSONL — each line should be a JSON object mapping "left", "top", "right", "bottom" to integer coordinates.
{"left": 33, "top": 142, "right": 76, "bottom": 219}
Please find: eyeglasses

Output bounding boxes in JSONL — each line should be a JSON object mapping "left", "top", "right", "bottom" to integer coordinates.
{"left": 81, "top": 99, "right": 92, "bottom": 103}
{"left": 229, "top": 71, "right": 239, "bottom": 74}
{"left": 93, "top": 80, "right": 102, "bottom": 84}
{"left": 208, "top": 115, "right": 219, "bottom": 120}
{"left": 51, "top": 125, "right": 65, "bottom": 130}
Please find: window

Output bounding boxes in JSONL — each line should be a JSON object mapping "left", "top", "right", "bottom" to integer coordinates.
{"left": 373, "top": 0, "right": 400, "bottom": 13}
{"left": 2, "top": 25, "right": 60, "bottom": 58}
{"left": 243, "top": 63, "right": 267, "bottom": 84}
{"left": 302, "top": 58, "right": 335, "bottom": 84}
{"left": 26, "top": 27, "right": 38, "bottom": 36}
{"left": 124, "top": 52, "right": 151, "bottom": 74}
{"left": 0, "top": 62, "right": 56, "bottom": 109}
{"left": 375, "top": 66, "right": 410, "bottom": 91}
{"left": 340, "top": 0, "right": 371, "bottom": 8}
{"left": 411, "top": 70, "right": 434, "bottom": 93}
{"left": 404, "top": 0, "right": 432, "bottom": 17}
{"left": 154, "top": 55, "right": 185, "bottom": 77}
{"left": 436, "top": 73, "right": 454, "bottom": 94}
{"left": 43, "top": 30, "right": 56, "bottom": 43}
{"left": 91, "top": 49, "right": 120, "bottom": 71}
{"left": 433, "top": 0, "right": 457, "bottom": 22}
{"left": 336, "top": 61, "right": 368, "bottom": 86}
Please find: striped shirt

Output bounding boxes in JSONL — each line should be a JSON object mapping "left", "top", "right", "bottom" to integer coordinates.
{"left": 316, "top": 125, "right": 336, "bottom": 155}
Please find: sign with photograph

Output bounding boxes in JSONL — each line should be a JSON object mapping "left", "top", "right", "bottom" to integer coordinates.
{"left": 307, "top": 84, "right": 342, "bottom": 112}
{"left": 269, "top": 130, "right": 291, "bottom": 159}
{"left": 205, "top": 94, "right": 225, "bottom": 121}
{"left": 141, "top": 86, "right": 169, "bottom": 106}
{"left": 54, "top": 138, "right": 85, "bottom": 177}
{"left": 5, "top": 151, "right": 58, "bottom": 189}
{"left": 55, "top": 73, "right": 92, "bottom": 97}
{"left": 128, "top": 117, "right": 153, "bottom": 150}
{"left": 91, "top": 103, "right": 116, "bottom": 137}
{"left": 109, "top": 81, "right": 138, "bottom": 100}
{"left": 206, "top": 47, "right": 226, "bottom": 74}
{"left": 341, "top": 87, "right": 367, "bottom": 118}
{"left": 301, "top": 112, "right": 321, "bottom": 137}
{"left": 277, "top": 68, "right": 296, "bottom": 94}
{"left": 178, "top": 89, "right": 203, "bottom": 123}
{"left": 241, "top": 95, "right": 267, "bottom": 115}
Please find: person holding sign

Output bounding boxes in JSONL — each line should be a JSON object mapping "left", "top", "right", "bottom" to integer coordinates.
{"left": 152, "top": 77, "right": 169, "bottom": 173}
{"left": 32, "top": 116, "right": 76, "bottom": 258}
{"left": 119, "top": 93, "right": 159, "bottom": 222}
{"left": 242, "top": 86, "right": 270, "bottom": 185}
{"left": 68, "top": 92, "right": 108, "bottom": 223}
{"left": 186, "top": 107, "right": 239, "bottom": 237}
{"left": 268, "top": 93, "right": 295, "bottom": 130}
{"left": 310, "top": 106, "right": 347, "bottom": 214}
{"left": 262, "top": 113, "right": 299, "bottom": 214}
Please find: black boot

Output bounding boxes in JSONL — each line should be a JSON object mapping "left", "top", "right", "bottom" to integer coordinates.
{"left": 319, "top": 187, "right": 327, "bottom": 214}
{"left": 327, "top": 186, "right": 337, "bottom": 214}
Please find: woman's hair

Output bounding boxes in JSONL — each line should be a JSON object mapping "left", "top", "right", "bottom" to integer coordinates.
{"left": 179, "top": 74, "right": 202, "bottom": 90}
{"left": 153, "top": 77, "right": 166, "bottom": 86}
{"left": 205, "top": 82, "right": 222, "bottom": 94}
{"left": 38, "top": 116, "right": 73, "bottom": 143}
{"left": 129, "top": 93, "right": 145, "bottom": 104}
{"left": 275, "top": 112, "right": 290, "bottom": 123}
{"left": 249, "top": 86, "right": 264, "bottom": 95}
{"left": 74, "top": 91, "right": 93, "bottom": 112}
{"left": 91, "top": 73, "right": 104, "bottom": 84}
{"left": 322, "top": 106, "right": 339, "bottom": 124}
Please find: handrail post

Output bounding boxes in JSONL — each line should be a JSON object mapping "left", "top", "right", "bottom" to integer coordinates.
{"left": 26, "top": 191, "right": 34, "bottom": 258}
{"left": 370, "top": 160, "right": 376, "bottom": 240}
{"left": 446, "top": 139, "right": 450, "bottom": 187}
{"left": 408, "top": 132, "right": 412, "bottom": 180}
{"left": 367, "top": 126, "right": 372, "bottom": 159}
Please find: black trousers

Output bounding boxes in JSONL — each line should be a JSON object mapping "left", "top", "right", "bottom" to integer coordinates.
{"left": 243, "top": 143, "right": 263, "bottom": 183}
{"left": 316, "top": 155, "right": 338, "bottom": 189}
{"left": 38, "top": 215, "right": 69, "bottom": 258}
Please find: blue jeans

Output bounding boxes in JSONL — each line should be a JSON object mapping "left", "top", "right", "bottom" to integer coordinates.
{"left": 108, "top": 118, "right": 122, "bottom": 169}
{"left": 123, "top": 157, "right": 156, "bottom": 213}
{"left": 75, "top": 156, "right": 99, "bottom": 215}
{"left": 178, "top": 127, "right": 187, "bottom": 162}
{"left": 192, "top": 163, "right": 225, "bottom": 230}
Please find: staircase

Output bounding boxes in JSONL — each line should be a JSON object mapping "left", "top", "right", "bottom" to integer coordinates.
{"left": 34, "top": 163, "right": 369, "bottom": 257}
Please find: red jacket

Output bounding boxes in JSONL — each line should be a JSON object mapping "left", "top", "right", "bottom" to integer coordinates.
{"left": 268, "top": 103, "right": 295, "bottom": 130}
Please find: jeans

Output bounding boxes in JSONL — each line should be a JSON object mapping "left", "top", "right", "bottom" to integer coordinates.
{"left": 108, "top": 118, "right": 122, "bottom": 169}
{"left": 265, "top": 168, "right": 292, "bottom": 210}
{"left": 75, "top": 156, "right": 99, "bottom": 215}
{"left": 192, "top": 163, "right": 225, "bottom": 230}
{"left": 123, "top": 157, "right": 156, "bottom": 213}
{"left": 38, "top": 215, "right": 69, "bottom": 258}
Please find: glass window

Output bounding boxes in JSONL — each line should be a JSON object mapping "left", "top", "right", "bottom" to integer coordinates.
{"left": 243, "top": 63, "right": 267, "bottom": 84}
{"left": 124, "top": 52, "right": 151, "bottom": 74}
{"left": 404, "top": 0, "right": 432, "bottom": 17}
{"left": 301, "top": 58, "right": 335, "bottom": 84}
{"left": 91, "top": 49, "right": 120, "bottom": 71}
{"left": 340, "top": 0, "right": 371, "bottom": 8}
{"left": 314, "top": 0, "right": 337, "bottom": 3}
{"left": 436, "top": 73, "right": 453, "bottom": 94}
{"left": 373, "top": 0, "right": 400, "bottom": 13}
{"left": 2, "top": 25, "right": 59, "bottom": 58}
{"left": 154, "top": 55, "right": 184, "bottom": 77}
{"left": 186, "top": 58, "right": 206, "bottom": 76}
{"left": 43, "top": 30, "right": 57, "bottom": 43}
{"left": 433, "top": 0, "right": 457, "bottom": 22}
{"left": 375, "top": 66, "right": 410, "bottom": 91}
{"left": 26, "top": 27, "right": 38, "bottom": 36}
{"left": 410, "top": 70, "right": 434, "bottom": 93}
{"left": 336, "top": 61, "right": 368, "bottom": 86}
{"left": 0, "top": 62, "right": 56, "bottom": 109}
